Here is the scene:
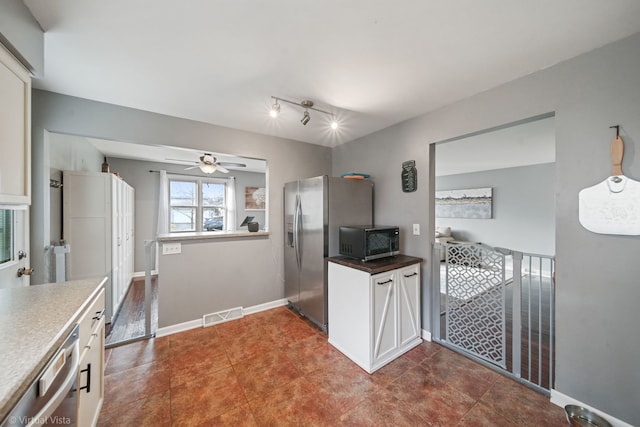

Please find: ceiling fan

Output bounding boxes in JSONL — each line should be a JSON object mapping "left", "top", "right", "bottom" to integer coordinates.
{"left": 168, "top": 153, "right": 246, "bottom": 174}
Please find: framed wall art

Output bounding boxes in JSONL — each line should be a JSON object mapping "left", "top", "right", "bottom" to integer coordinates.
{"left": 435, "top": 187, "right": 492, "bottom": 219}
{"left": 245, "top": 186, "right": 266, "bottom": 210}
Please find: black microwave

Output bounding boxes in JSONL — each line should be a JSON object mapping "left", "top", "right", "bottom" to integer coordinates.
{"left": 339, "top": 226, "right": 400, "bottom": 261}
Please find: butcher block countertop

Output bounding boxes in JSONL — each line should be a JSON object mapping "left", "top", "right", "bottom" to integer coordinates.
{"left": 328, "top": 255, "right": 423, "bottom": 275}
{"left": 0, "top": 277, "right": 106, "bottom": 422}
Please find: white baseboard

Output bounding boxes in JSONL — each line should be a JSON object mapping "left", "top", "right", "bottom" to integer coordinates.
{"left": 155, "top": 318, "right": 201, "bottom": 337}
{"left": 243, "top": 298, "right": 288, "bottom": 315}
{"left": 155, "top": 298, "right": 288, "bottom": 337}
{"left": 421, "top": 329, "right": 432, "bottom": 342}
{"left": 550, "top": 389, "right": 633, "bottom": 427}
{"left": 132, "top": 270, "right": 158, "bottom": 278}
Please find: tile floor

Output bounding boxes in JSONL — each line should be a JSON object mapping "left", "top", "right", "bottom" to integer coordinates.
{"left": 98, "top": 306, "right": 567, "bottom": 426}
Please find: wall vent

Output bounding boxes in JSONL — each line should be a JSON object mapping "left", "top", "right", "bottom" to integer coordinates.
{"left": 202, "top": 306, "right": 244, "bottom": 327}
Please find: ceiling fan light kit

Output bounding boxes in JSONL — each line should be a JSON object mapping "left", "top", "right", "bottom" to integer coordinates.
{"left": 176, "top": 153, "right": 249, "bottom": 174}
{"left": 270, "top": 96, "right": 338, "bottom": 130}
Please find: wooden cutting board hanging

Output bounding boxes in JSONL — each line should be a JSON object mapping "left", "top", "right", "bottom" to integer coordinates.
{"left": 578, "top": 128, "right": 640, "bottom": 235}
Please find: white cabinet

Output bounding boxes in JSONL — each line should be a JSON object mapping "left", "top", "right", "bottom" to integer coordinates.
{"left": 0, "top": 43, "right": 31, "bottom": 205}
{"left": 63, "top": 171, "right": 135, "bottom": 324}
{"left": 77, "top": 288, "right": 105, "bottom": 427}
{"left": 328, "top": 258, "right": 422, "bottom": 373}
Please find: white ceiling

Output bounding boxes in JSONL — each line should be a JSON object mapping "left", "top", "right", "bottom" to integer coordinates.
{"left": 435, "top": 116, "right": 555, "bottom": 176}
{"left": 24, "top": 1, "right": 640, "bottom": 147}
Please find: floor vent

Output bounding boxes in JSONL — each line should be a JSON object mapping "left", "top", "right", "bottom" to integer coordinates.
{"left": 202, "top": 306, "right": 244, "bottom": 327}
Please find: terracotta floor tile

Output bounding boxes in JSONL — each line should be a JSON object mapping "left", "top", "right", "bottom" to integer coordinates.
{"left": 306, "top": 358, "right": 381, "bottom": 414}
{"left": 401, "top": 340, "right": 443, "bottom": 364}
{"left": 222, "top": 328, "right": 280, "bottom": 365}
{"left": 409, "top": 387, "right": 477, "bottom": 427}
{"left": 338, "top": 388, "right": 427, "bottom": 427}
{"left": 102, "top": 359, "right": 171, "bottom": 413}
{"left": 168, "top": 326, "right": 224, "bottom": 354}
{"left": 263, "top": 318, "right": 319, "bottom": 346}
{"left": 457, "top": 402, "right": 515, "bottom": 427}
{"left": 249, "top": 376, "right": 336, "bottom": 427}
{"left": 170, "top": 345, "right": 231, "bottom": 387}
{"left": 480, "top": 376, "right": 567, "bottom": 426}
{"left": 251, "top": 305, "right": 300, "bottom": 325}
{"left": 105, "top": 336, "right": 170, "bottom": 374}
{"left": 98, "top": 390, "right": 171, "bottom": 427}
{"left": 233, "top": 349, "right": 303, "bottom": 400}
{"left": 367, "top": 354, "right": 418, "bottom": 387}
{"left": 98, "top": 307, "right": 565, "bottom": 427}
{"left": 213, "top": 315, "right": 265, "bottom": 339}
{"left": 285, "top": 333, "right": 348, "bottom": 374}
{"left": 170, "top": 367, "right": 247, "bottom": 426}
{"left": 197, "top": 403, "right": 258, "bottom": 427}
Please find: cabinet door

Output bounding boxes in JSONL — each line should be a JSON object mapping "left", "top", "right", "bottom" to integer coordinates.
{"left": 78, "top": 317, "right": 105, "bottom": 427}
{"left": 398, "top": 264, "right": 421, "bottom": 346}
{"left": 371, "top": 270, "right": 397, "bottom": 363}
{"left": 0, "top": 43, "right": 30, "bottom": 204}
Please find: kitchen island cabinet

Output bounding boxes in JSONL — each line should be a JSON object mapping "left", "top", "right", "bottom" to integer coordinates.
{"left": 328, "top": 255, "right": 422, "bottom": 373}
{"left": 0, "top": 277, "right": 106, "bottom": 425}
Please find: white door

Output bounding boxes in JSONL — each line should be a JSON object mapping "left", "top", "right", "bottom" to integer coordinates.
{"left": 0, "top": 207, "right": 30, "bottom": 288}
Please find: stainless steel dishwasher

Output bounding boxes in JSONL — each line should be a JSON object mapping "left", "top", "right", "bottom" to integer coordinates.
{"left": 1, "top": 325, "right": 79, "bottom": 427}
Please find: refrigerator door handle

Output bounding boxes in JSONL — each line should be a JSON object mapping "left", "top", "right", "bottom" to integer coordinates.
{"left": 294, "top": 195, "right": 302, "bottom": 269}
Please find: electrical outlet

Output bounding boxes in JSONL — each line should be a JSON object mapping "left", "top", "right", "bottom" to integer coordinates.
{"left": 412, "top": 224, "right": 420, "bottom": 235}
{"left": 162, "top": 242, "right": 182, "bottom": 255}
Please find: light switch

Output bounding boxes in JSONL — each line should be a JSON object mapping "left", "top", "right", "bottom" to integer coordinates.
{"left": 413, "top": 224, "right": 420, "bottom": 235}
{"left": 162, "top": 242, "right": 182, "bottom": 255}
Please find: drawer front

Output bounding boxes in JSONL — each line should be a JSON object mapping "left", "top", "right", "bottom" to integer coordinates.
{"left": 79, "top": 289, "right": 105, "bottom": 351}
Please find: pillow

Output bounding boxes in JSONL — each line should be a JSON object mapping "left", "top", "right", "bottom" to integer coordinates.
{"left": 436, "top": 226, "right": 451, "bottom": 237}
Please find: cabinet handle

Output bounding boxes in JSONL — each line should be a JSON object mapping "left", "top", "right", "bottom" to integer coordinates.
{"left": 80, "top": 363, "right": 91, "bottom": 393}
{"left": 403, "top": 272, "right": 418, "bottom": 278}
{"left": 377, "top": 279, "right": 393, "bottom": 285}
{"left": 93, "top": 309, "right": 105, "bottom": 321}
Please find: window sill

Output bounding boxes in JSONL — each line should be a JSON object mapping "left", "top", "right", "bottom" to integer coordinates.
{"left": 156, "top": 230, "right": 270, "bottom": 242}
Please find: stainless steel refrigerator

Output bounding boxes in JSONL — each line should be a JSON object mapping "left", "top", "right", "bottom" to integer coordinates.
{"left": 284, "top": 175, "right": 373, "bottom": 332}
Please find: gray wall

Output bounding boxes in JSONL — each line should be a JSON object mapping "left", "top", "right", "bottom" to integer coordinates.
{"left": 31, "top": 89, "right": 332, "bottom": 325}
{"left": 436, "top": 163, "right": 555, "bottom": 255}
{"left": 333, "top": 33, "right": 640, "bottom": 424}
{"left": 0, "top": 0, "right": 44, "bottom": 76}
{"left": 106, "top": 157, "right": 266, "bottom": 272}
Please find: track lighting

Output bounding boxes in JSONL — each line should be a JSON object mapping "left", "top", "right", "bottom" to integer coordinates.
{"left": 301, "top": 110, "right": 311, "bottom": 125}
{"left": 270, "top": 96, "right": 338, "bottom": 130}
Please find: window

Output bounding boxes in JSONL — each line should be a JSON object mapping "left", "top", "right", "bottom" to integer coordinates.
{"left": 0, "top": 209, "right": 13, "bottom": 264}
{"left": 169, "top": 177, "right": 227, "bottom": 232}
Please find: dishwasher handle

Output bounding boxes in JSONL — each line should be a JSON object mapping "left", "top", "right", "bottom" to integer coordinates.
{"left": 27, "top": 339, "right": 79, "bottom": 427}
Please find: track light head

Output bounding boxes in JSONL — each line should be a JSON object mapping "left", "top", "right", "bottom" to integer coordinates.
{"left": 270, "top": 100, "right": 280, "bottom": 118}
{"left": 301, "top": 110, "right": 311, "bottom": 125}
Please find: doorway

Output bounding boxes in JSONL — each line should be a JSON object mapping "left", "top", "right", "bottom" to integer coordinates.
{"left": 430, "top": 114, "right": 556, "bottom": 393}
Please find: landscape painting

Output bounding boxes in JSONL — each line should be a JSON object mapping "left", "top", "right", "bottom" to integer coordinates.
{"left": 435, "top": 187, "right": 492, "bottom": 219}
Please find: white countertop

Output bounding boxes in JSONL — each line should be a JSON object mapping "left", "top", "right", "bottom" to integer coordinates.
{"left": 0, "top": 277, "right": 106, "bottom": 422}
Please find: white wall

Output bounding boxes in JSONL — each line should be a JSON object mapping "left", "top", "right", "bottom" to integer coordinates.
{"left": 333, "top": 33, "right": 640, "bottom": 425}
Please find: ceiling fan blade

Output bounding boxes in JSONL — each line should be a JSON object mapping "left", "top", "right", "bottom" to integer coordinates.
{"left": 215, "top": 164, "right": 229, "bottom": 173}
{"left": 184, "top": 165, "right": 199, "bottom": 170}
{"left": 217, "top": 162, "right": 246, "bottom": 168}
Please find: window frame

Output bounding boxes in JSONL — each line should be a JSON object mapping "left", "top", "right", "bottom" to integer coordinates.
{"left": 0, "top": 209, "right": 14, "bottom": 266}
{"left": 168, "top": 175, "right": 228, "bottom": 233}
